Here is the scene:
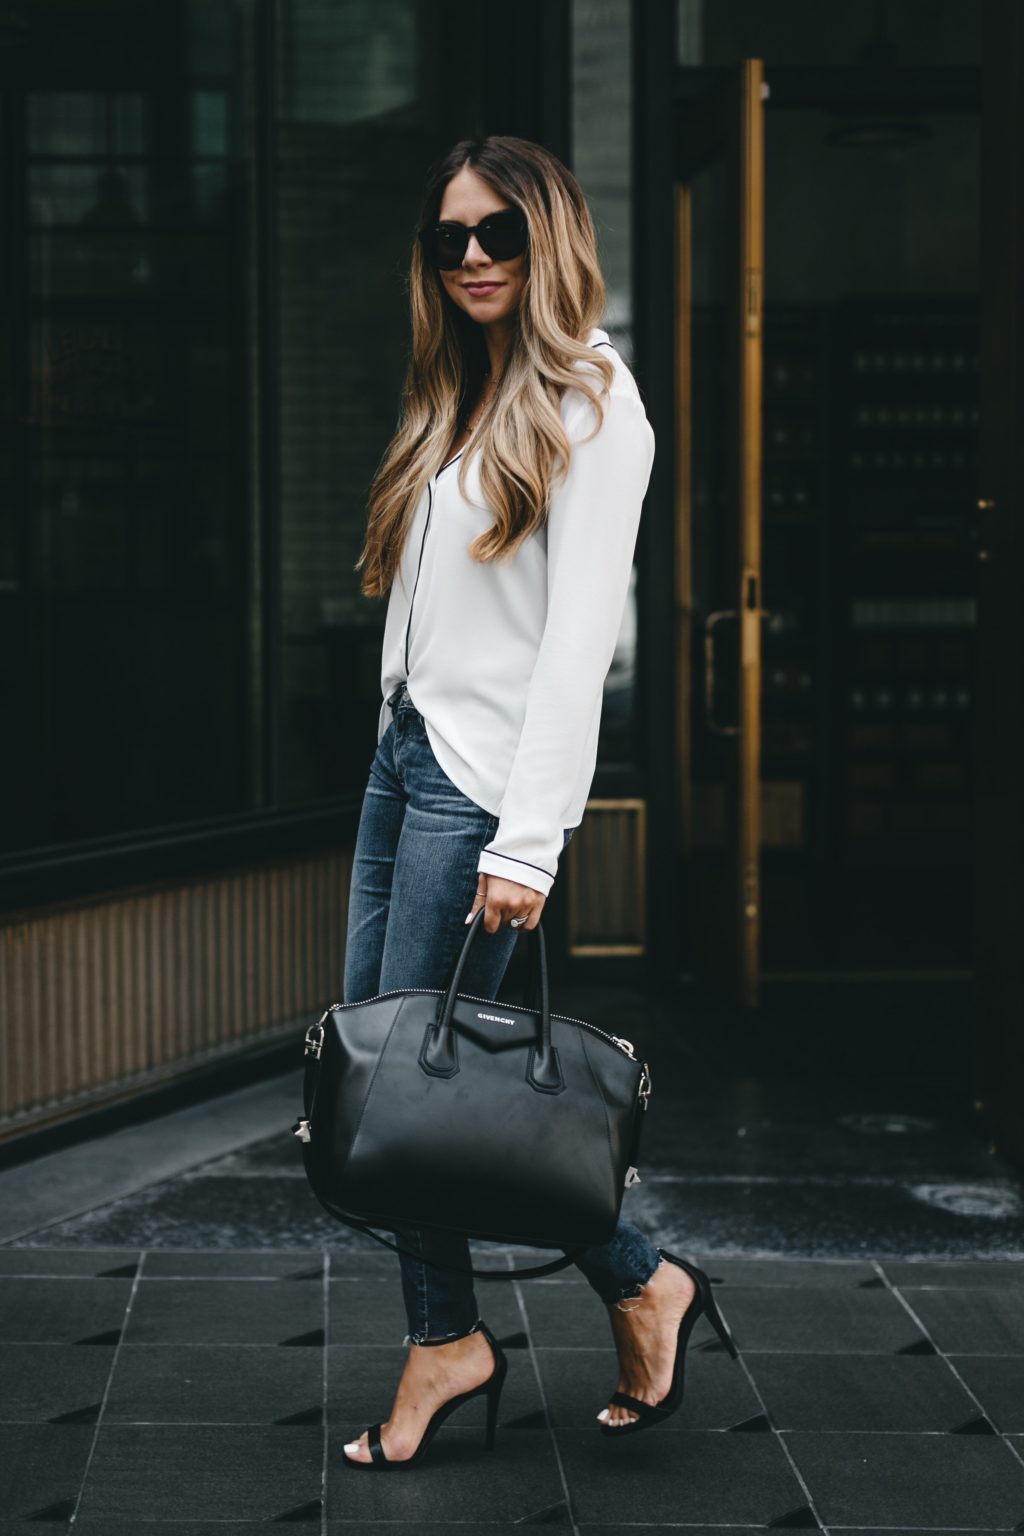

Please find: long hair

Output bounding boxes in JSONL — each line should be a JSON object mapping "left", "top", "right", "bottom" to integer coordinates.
{"left": 355, "top": 135, "right": 615, "bottom": 599}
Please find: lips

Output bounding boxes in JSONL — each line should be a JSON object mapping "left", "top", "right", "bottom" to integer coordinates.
{"left": 464, "top": 282, "right": 503, "bottom": 295}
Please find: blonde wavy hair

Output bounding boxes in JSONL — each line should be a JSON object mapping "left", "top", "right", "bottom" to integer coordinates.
{"left": 355, "top": 134, "right": 615, "bottom": 599}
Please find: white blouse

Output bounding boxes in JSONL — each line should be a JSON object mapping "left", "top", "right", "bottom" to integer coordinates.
{"left": 376, "top": 325, "right": 656, "bottom": 898}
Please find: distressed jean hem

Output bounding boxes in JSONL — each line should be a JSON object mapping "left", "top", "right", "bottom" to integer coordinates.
{"left": 404, "top": 1316, "right": 484, "bottom": 1348}
{"left": 610, "top": 1252, "right": 666, "bottom": 1307}
{"left": 556, "top": 1216, "right": 664, "bottom": 1307}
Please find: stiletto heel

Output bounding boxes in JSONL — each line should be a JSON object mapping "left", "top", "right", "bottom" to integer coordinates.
{"left": 484, "top": 1374, "right": 502, "bottom": 1450}
{"left": 342, "top": 1319, "right": 507, "bottom": 1469}
{"left": 700, "top": 1273, "right": 739, "bottom": 1359}
{"left": 600, "top": 1249, "right": 740, "bottom": 1438}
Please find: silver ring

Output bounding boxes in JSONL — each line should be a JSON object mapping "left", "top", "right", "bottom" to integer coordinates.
{"left": 509, "top": 916, "right": 526, "bottom": 928}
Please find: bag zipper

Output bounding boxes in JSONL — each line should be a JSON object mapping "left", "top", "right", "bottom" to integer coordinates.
{"left": 304, "top": 988, "right": 644, "bottom": 1072}
{"left": 301, "top": 990, "right": 652, "bottom": 1124}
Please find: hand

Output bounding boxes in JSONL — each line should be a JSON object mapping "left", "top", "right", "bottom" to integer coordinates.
{"left": 465, "top": 873, "right": 546, "bottom": 933}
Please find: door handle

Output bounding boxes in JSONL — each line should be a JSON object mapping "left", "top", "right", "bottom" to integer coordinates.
{"left": 704, "top": 610, "right": 739, "bottom": 736}
{"left": 704, "top": 606, "right": 771, "bottom": 736}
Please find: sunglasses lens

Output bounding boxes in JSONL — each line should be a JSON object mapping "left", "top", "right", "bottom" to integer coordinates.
{"left": 479, "top": 209, "right": 527, "bottom": 260}
{"left": 421, "top": 208, "right": 528, "bottom": 269}
{"left": 424, "top": 224, "right": 466, "bottom": 269}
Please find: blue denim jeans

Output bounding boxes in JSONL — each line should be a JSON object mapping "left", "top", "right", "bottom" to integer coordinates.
{"left": 343, "top": 681, "right": 662, "bottom": 1342}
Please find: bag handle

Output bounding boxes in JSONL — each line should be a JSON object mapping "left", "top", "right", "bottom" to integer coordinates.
{"left": 298, "top": 914, "right": 578, "bottom": 1277}
{"left": 419, "top": 908, "right": 564, "bottom": 1094}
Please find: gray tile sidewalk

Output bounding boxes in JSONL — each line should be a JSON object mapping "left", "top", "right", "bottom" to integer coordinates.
{"left": 1, "top": 975, "right": 1022, "bottom": 1529}
{"left": 0, "top": 1244, "right": 1022, "bottom": 1528}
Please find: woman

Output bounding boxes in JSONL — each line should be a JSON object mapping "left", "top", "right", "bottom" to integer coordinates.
{"left": 340, "top": 135, "right": 735, "bottom": 1469}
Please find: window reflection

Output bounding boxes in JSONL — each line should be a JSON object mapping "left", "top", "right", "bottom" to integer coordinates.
{"left": 275, "top": 0, "right": 484, "bottom": 801}
{"left": 572, "top": 0, "right": 640, "bottom": 770}
{"left": 28, "top": 92, "right": 145, "bottom": 156}
{"left": 2, "top": 4, "right": 259, "bottom": 851}
{"left": 277, "top": 0, "right": 419, "bottom": 125}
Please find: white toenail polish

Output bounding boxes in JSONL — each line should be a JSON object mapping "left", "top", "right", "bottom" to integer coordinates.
{"left": 597, "top": 1409, "right": 609, "bottom": 1421}
{"left": 344, "top": 1442, "right": 361, "bottom": 1454}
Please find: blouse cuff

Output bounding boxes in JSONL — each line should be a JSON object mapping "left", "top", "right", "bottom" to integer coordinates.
{"left": 476, "top": 849, "right": 555, "bottom": 899}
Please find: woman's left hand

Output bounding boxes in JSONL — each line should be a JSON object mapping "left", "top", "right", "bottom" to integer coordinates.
{"left": 466, "top": 874, "right": 546, "bottom": 933}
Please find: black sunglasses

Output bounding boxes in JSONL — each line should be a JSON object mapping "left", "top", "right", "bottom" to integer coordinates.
{"left": 418, "top": 207, "right": 528, "bottom": 270}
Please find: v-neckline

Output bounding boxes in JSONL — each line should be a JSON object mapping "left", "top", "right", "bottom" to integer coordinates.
{"left": 435, "top": 447, "right": 464, "bottom": 481}
{"left": 433, "top": 332, "right": 605, "bottom": 483}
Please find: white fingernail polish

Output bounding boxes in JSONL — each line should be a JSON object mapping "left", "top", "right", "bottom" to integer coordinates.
{"left": 465, "top": 911, "right": 473, "bottom": 923}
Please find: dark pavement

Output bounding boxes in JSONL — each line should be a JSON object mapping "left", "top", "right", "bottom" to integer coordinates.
{"left": 1, "top": 972, "right": 1022, "bottom": 1531}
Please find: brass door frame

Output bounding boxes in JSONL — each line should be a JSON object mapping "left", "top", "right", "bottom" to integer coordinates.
{"left": 737, "top": 59, "right": 766, "bottom": 1004}
{"left": 675, "top": 59, "right": 767, "bottom": 1009}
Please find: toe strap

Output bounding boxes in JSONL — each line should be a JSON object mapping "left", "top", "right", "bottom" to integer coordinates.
{"left": 609, "top": 1390, "right": 672, "bottom": 1421}
{"left": 367, "top": 1423, "right": 388, "bottom": 1465}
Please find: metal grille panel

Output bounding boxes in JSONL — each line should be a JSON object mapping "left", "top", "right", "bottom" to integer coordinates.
{"left": 0, "top": 851, "right": 352, "bottom": 1133}
{"left": 565, "top": 798, "right": 647, "bottom": 956}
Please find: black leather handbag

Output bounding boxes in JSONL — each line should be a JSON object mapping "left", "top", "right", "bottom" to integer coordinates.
{"left": 293, "top": 907, "right": 652, "bottom": 1279}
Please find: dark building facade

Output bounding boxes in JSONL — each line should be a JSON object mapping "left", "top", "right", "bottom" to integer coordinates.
{"left": 1, "top": 2, "right": 1020, "bottom": 1168}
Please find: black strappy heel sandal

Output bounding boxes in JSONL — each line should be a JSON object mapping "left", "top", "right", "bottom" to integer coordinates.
{"left": 600, "top": 1250, "right": 739, "bottom": 1438}
{"left": 342, "top": 1319, "right": 508, "bottom": 1470}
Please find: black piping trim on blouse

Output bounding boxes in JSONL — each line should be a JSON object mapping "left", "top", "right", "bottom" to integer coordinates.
{"left": 480, "top": 850, "right": 555, "bottom": 879}
{"left": 439, "top": 343, "right": 608, "bottom": 482}
{"left": 592, "top": 335, "right": 651, "bottom": 415}
{"left": 404, "top": 482, "right": 433, "bottom": 674}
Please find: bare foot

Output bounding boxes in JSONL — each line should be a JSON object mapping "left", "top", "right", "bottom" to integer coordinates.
{"left": 598, "top": 1257, "right": 697, "bottom": 1428}
{"left": 343, "top": 1327, "right": 497, "bottom": 1464}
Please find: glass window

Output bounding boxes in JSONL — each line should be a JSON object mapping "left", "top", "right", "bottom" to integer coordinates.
{"left": 0, "top": 0, "right": 555, "bottom": 863}
{"left": 572, "top": 0, "right": 633, "bottom": 354}
{"left": 572, "top": 0, "right": 640, "bottom": 772}
{"left": 0, "top": 1, "right": 262, "bottom": 854}
{"left": 679, "top": 0, "right": 981, "bottom": 68}
{"left": 274, "top": 0, "right": 485, "bottom": 802}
